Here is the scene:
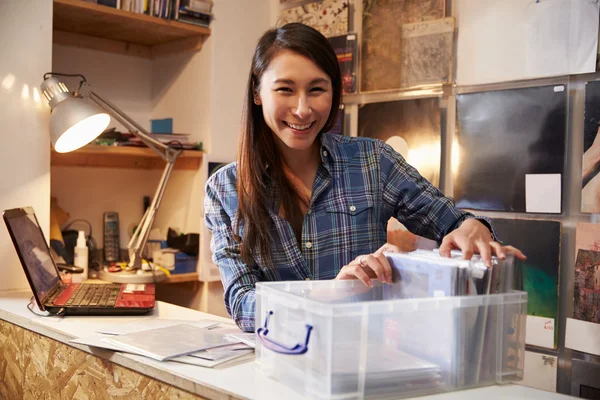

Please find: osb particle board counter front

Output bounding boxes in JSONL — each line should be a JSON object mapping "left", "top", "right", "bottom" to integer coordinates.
{"left": 0, "top": 290, "right": 302, "bottom": 400}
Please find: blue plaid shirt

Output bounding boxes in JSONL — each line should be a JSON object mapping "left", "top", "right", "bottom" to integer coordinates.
{"left": 205, "top": 133, "right": 485, "bottom": 332}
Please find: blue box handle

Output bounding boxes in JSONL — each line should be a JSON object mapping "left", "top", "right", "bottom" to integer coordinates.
{"left": 256, "top": 310, "right": 313, "bottom": 355}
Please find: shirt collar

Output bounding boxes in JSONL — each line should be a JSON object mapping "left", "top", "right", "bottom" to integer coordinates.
{"left": 319, "top": 132, "right": 336, "bottom": 166}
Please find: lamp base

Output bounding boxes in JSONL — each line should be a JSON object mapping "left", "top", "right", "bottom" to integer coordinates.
{"left": 98, "top": 268, "right": 167, "bottom": 284}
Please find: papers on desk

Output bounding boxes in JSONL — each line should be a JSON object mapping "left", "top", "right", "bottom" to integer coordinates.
{"left": 209, "top": 326, "right": 257, "bottom": 348}
{"left": 69, "top": 318, "right": 254, "bottom": 367}
{"left": 172, "top": 343, "right": 254, "bottom": 367}
{"left": 103, "top": 324, "right": 237, "bottom": 361}
{"left": 96, "top": 318, "right": 220, "bottom": 335}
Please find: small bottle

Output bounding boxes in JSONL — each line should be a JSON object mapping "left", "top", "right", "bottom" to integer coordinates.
{"left": 73, "top": 230, "right": 89, "bottom": 282}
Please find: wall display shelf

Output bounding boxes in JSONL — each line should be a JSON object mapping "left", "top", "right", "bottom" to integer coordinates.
{"left": 51, "top": 145, "right": 203, "bottom": 170}
{"left": 162, "top": 272, "right": 199, "bottom": 284}
{"left": 342, "top": 84, "right": 446, "bottom": 105}
{"left": 53, "top": 0, "right": 211, "bottom": 58}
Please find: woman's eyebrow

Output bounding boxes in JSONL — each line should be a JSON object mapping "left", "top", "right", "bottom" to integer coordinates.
{"left": 272, "top": 78, "right": 331, "bottom": 85}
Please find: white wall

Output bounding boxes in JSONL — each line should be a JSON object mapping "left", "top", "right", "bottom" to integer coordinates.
{"left": 52, "top": 44, "right": 153, "bottom": 132}
{"left": 51, "top": 45, "right": 158, "bottom": 246}
{"left": 193, "top": 0, "right": 272, "bottom": 289}
{"left": 151, "top": 26, "right": 212, "bottom": 238}
{"left": 0, "top": 1, "right": 52, "bottom": 291}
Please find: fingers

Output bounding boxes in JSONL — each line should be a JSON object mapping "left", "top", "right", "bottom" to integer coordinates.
{"left": 362, "top": 253, "right": 393, "bottom": 284}
{"left": 490, "top": 241, "right": 506, "bottom": 259}
{"left": 335, "top": 250, "right": 395, "bottom": 286}
{"left": 461, "top": 244, "right": 475, "bottom": 262}
{"left": 336, "top": 263, "right": 373, "bottom": 287}
{"left": 352, "top": 264, "right": 373, "bottom": 287}
{"left": 475, "top": 240, "right": 492, "bottom": 267}
{"left": 500, "top": 245, "right": 527, "bottom": 260}
{"left": 439, "top": 236, "right": 455, "bottom": 258}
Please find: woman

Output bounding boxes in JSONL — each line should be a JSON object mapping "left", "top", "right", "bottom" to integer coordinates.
{"left": 205, "top": 23, "right": 525, "bottom": 332}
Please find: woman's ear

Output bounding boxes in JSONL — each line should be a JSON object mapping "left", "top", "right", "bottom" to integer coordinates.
{"left": 254, "top": 94, "right": 261, "bottom": 105}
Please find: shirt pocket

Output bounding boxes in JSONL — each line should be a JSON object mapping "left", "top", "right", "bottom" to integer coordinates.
{"left": 326, "top": 193, "right": 374, "bottom": 220}
{"left": 324, "top": 192, "right": 378, "bottom": 257}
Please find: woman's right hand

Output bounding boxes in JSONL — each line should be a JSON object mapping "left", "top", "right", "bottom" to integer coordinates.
{"left": 335, "top": 243, "right": 401, "bottom": 287}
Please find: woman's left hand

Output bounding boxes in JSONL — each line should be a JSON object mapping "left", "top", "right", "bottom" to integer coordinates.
{"left": 439, "top": 218, "right": 527, "bottom": 266}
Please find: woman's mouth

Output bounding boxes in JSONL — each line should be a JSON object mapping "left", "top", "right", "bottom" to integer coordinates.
{"left": 284, "top": 121, "right": 314, "bottom": 131}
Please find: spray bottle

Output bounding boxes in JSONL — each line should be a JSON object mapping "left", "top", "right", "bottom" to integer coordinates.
{"left": 73, "top": 230, "right": 88, "bottom": 282}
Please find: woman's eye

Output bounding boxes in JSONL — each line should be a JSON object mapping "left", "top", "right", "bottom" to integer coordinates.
{"left": 310, "top": 87, "right": 326, "bottom": 92}
{"left": 276, "top": 87, "right": 292, "bottom": 92}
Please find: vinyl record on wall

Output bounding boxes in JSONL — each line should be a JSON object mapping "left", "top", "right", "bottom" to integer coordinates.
{"left": 582, "top": 80, "right": 600, "bottom": 213}
{"left": 455, "top": 85, "right": 567, "bottom": 213}
{"left": 358, "top": 97, "right": 441, "bottom": 188}
{"left": 491, "top": 217, "right": 561, "bottom": 349}
{"left": 279, "top": 0, "right": 349, "bottom": 38}
{"left": 573, "top": 249, "right": 600, "bottom": 324}
{"left": 328, "top": 33, "right": 357, "bottom": 94}
{"left": 359, "top": 97, "right": 441, "bottom": 252}
{"left": 361, "top": 0, "right": 447, "bottom": 91}
{"left": 574, "top": 223, "right": 600, "bottom": 324}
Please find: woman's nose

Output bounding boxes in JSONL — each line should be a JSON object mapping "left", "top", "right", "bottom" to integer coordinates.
{"left": 292, "top": 96, "right": 312, "bottom": 119}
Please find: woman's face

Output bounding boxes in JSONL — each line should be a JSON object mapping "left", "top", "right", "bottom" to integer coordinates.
{"left": 257, "top": 49, "right": 333, "bottom": 157}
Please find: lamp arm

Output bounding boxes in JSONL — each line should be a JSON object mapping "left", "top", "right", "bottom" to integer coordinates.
{"left": 87, "top": 90, "right": 173, "bottom": 162}
{"left": 83, "top": 87, "right": 183, "bottom": 270}
{"left": 127, "top": 156, "right": 178, "bottom": 270}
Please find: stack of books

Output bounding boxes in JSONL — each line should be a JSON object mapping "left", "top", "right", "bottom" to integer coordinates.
{"left": 94, "top": 0, "right": 214, "bottom": 26}
{"left": 177, "top": 0, "right": 214, "bottom": 27}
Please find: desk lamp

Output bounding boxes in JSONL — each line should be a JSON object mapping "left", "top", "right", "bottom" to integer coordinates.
{"left": 41, "top": 73, "right": 182, "bottom": 283}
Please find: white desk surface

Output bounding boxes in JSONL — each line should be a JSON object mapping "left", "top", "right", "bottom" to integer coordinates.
{"left": 0, "top": 289, "right": 574, "bottom": 400}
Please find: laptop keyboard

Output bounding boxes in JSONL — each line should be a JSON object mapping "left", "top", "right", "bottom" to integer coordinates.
{"left": 65, "top": 284, "right": 122, "bottom": 307}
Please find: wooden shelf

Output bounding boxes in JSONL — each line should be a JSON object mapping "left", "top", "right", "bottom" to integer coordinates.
{"left": 51, "top": 145, "right": 203, "bottom": 170}
{"left": 53, "top": 0, "right": 211, "bottom": 58}
{"left": 162, "top": 272, "right": 199, "bottom": 283}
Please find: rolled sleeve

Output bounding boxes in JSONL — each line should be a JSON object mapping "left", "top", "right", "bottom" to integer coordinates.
{"left": 204, "top": 167, "right": 259, "bottom": 332}
{"left": 379, "top": 142, "right": 474, "bottom": 242}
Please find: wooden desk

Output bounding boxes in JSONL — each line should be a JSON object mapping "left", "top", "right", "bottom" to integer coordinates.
{"left": 0, "top": 290, "right": 574, "bottom": 400}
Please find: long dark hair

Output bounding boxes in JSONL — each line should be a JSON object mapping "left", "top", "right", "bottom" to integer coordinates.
{"left": 236, "top": 23, "right": 342, "bottom": 267}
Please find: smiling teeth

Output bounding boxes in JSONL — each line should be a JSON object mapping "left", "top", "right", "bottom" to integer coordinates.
{"left": 286, "top": 122, "right": 312, "bottom": 130}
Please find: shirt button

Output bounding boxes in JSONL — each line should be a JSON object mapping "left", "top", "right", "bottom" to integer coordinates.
{"left": 349, "top": 205, "right": 356, "bottom": 212}
{"left": 323, "top": 150, "right": 328, "bottom": 157}
{"left": 307, "top": 209, "right": 312, "bottom": 215}
{"left": 305, "top": 242, "right": 313, "bottom": 249}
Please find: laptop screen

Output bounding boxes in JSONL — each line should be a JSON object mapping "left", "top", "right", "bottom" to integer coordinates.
{"left": 3, "top": 207, "right": 61, "bottom": 303}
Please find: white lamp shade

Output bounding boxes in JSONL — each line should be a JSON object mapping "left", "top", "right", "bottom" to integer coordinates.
{"left": 50, "top": 97, "right": 110, "bottom": 153}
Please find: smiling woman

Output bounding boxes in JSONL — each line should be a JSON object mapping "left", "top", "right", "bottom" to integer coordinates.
{"left": 203, "top": 23, "right": 521, "bottom": 333}
{"left": 255, "top": 49, "right": 333, "bottom": 160}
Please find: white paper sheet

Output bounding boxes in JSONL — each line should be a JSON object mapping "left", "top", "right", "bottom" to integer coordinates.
{"left": 103, "top": 324, "right": 238, "bottom": 361}
{"left": 521, "top": 351, "right": 557, "bottom": 392}
{"left": 70, "top": 334, "right": 253, "bottom": 368}
{"left": 95, "top": 318, "right": 220, "bottom": 335}
{"left": 525, "top": 174, "right": 561, "bottom": 213}
{"left": 456, "top": 0, "right": 599, "bottom": 85}
{"left": 189, "top": 343, "right": 253, "bottom": 361}
{"left": 565, "top": 318, "right": 600, "bottom": 356}
{"left": 171, "top": 350, "right": 254, "bottom": 368}
{"left": 526, "top": 315, "right": 555, "bottom": 349}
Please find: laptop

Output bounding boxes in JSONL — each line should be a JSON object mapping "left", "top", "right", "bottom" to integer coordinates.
{"left": 3, "top": 206, "right": 155, "bottom": 316}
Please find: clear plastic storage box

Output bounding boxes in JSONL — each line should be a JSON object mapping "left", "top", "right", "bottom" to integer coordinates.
{"left": 255, "top": 279, "right": 527, "bottom": 399}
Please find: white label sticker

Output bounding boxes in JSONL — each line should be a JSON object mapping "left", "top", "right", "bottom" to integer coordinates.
{"left": 525, "top": 174, "right": 561, "bottom": 213}
{"left": 553, "top": 85, "right": 564, "bottom": 92}
{"left": 566, "top": 318, "right": 600, "bottom": 356}
{"left": 124, "top": 284, "right": 146, "bottom": 293}
{"left": 526, "top": 315, "right": 555, "bottom": 348}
